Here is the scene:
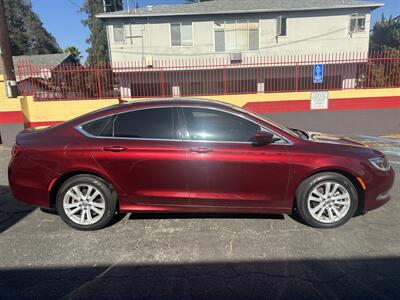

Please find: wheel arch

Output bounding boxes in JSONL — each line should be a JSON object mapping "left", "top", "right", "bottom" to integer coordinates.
{"left": 49, "top": 170, "right": 117, "bottom": 209}
{"left": 293, "top": 168, "right": 365, "bottom": 216}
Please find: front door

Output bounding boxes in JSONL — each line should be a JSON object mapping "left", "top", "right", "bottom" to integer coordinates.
{"left": 181, "top": 107, "right": 290, "bottom": 209}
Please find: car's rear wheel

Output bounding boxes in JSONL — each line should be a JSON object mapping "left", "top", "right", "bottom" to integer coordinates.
{"left": 296, "top": 172, "right": 358, "bottom": 228}
{"left": 56, "top": 175, "right": 117, "bottom": 231}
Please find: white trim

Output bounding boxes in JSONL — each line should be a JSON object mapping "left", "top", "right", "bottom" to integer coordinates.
{"left": 276, "top": 16, "right": 288, "bottom": 37}
{"left": 170, "top": 21, "right": 194, "bottom": 48}
{"left": 213, "top": 20, "right": 260, "bottom": 53}
{"left": 96, "top": 3, "right": 384, "bottom": 19}
{"left": 349, "top": 13, "right": 367, "bottom": 34}
{"left": 105, "top": 20, "right": 112, "bottom": 62}
{"left": 112, "top": 23, "right": 126, "bottom": 44}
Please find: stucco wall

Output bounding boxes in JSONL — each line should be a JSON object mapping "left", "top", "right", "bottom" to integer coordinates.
{"left": 106, "top": 7, "right": 372, "bottom": 62}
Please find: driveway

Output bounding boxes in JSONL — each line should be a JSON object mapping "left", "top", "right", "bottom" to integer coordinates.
{"left": 0, "top": 136, "right": 399, "bottom": 300}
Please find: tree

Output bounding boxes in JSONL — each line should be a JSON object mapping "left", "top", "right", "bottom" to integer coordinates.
{"left": 81, "top": 0, "right": 123, "bottom": 64}
{"left": 3, "top": 0, "right": 61, "bottom": 55}
{"left": 370, "top": 15, "right": 400, "bottom": 51}
{"left": 64, "top": 46, "right": 82, "bottom": 63}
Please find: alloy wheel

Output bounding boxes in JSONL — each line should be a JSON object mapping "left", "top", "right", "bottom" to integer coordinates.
{"left": 63, "top": 184, "right": 106, "bottom": 225}
{"left": 307, "top": 181, "right": 351, "bottom": 224}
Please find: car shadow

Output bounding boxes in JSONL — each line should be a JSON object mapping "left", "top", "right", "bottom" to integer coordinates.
{"left": 129, "top": 212, "right": 285, "bottom": 221}
{"left": 0, "top": 186, "right": 35, "bottom": 233}
{"left": 1, "top": 257, "right": 400, "bottom": 299}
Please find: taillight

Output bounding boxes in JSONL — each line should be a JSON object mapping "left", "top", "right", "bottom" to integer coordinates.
{"left": 12, "top": 143, "right": 21, "bottom": 158}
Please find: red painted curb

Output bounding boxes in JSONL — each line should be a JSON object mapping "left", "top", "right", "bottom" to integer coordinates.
{"left": 25, "top": 121, "right": 63, "bottom": 128}
{"left": 244, "top": 96, "right": 400, "bottom": 113}
{"left": 0, "top": 111, "right": 24, "bottom": 124}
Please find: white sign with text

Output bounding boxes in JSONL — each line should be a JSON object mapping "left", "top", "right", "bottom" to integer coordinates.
{"left": 310, "top": 91, "right": 329, "bottom": 110}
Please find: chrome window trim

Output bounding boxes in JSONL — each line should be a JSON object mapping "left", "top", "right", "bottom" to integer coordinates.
{"left": 75, "top": 104, "right": 293, "bottom": 145}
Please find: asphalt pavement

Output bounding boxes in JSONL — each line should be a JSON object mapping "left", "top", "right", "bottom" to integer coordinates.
{"left": 0, "top": 135, "right": 399, "bottom": 300}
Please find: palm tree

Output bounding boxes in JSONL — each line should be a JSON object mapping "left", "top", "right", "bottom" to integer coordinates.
{"left": 64, "top": 46, "right": 82, "bottom": 64}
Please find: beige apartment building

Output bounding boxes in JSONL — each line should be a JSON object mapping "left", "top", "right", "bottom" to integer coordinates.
{"left": 97, "top": 0, "right": 383, "bottom": 97}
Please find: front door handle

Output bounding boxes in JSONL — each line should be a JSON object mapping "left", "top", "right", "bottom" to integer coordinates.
{"left": 103, "top": 146, "right": 127, "bottom": 152}
{"left": 190, "top": 147, "right": 214, "bottom": 154}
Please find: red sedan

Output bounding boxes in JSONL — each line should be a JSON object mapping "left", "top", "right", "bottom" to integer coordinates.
{"left": 8, "top": 99, "right": 395, "bottom": 230}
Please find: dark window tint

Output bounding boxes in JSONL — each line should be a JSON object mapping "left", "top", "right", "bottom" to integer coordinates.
{"left": 281, "top": 17, "right": 287, "bottom": 36}
{"left": 276, "top": 16, "right": 287, "bottom": 36}
{"left": 114, "top": 107, "right": 176, "bottom": 139}
{"left": 182, "top": 107, "right": 261, "bottom": 142}
{"left": 81, "top": 116, "right": 113, "bottom": 137}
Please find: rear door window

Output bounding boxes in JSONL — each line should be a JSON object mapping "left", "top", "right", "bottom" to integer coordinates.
{"left": 113, "top": 107, "right": 178, "bottom": 140}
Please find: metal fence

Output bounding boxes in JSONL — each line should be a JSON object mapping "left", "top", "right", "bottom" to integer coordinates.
{"left": 17, "top": 51, "right": 400, "bottom": 101}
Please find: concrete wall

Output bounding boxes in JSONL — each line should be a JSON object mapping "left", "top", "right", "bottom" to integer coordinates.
{"left": 2, "top": 87, "right": 399, "bottom": 144}
{"left": 0, "top": 103, "right": 24, "bottom": 144}
{"left": 107, "top": 7, "right": 371, "bottom": 62}
{"left": 265, "top": 109, "right": 400, "bottom": 136}
{"left": 19, "top": 97, "right": 120, "bottom": 128}
{"left": 0, "top": 93, "right": 119, "bottom": 144}
{"left": 0, "top": 76, "right": 24, "bottom": 144}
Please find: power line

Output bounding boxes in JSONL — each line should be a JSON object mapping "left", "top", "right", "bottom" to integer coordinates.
{"left": 66, "top": 0, "right": 81, "bottom": 9}
{"left": 33, "top": 0, "right": 81, "bottom": 9}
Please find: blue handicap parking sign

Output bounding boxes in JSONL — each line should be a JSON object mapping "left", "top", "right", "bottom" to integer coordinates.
{"left": 313, "top": 64, "right": 324, "bottom": 84}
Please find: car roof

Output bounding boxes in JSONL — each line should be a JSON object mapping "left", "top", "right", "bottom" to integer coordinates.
{"left": 61, "top": 98, "right": 244, "bottom": 128}
{"left": 120, "top": 98, "right": 239, "bottom": 110}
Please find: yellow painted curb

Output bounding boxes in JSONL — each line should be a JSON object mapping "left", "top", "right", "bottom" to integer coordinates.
{"left": 0, "top": 97, "right": 22, "bottom": 112}
{"left": 128, "top": 88, "right": 400, "bottom": 107}
{"left": 382, "top": 134, "right": 400, "bottom": 139}
{"left": 21, "top": 96, "right": 120, "bottom": 123}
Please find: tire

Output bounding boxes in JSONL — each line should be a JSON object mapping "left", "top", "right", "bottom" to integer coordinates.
{"left": 295, "top": 172, "right": 358, "bottom": 228}
{"left": 56, "top": 174, "right": 117, "bottom": 231}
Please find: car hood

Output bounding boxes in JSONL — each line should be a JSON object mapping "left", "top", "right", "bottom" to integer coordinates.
{"left": 307, "top": 131, "right": 368, "bottom": 147}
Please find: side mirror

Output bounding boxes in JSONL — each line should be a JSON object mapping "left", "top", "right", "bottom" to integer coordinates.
{"left": 252, "top": 131, "right": 280, "bottom": 146}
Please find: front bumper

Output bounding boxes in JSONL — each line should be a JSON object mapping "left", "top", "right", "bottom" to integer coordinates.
{"left": 363, "top": 167, "right": 395, "bottom": 212}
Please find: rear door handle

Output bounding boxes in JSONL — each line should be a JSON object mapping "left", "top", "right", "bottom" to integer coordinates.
{"left": 103, "top": 146, "right": 127, "bottom": 152}
{"left": 190, "top": 147, "right": 214, "bottom": 154}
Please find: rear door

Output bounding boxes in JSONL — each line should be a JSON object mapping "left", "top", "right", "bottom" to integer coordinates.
{"left": 180, "top": 106, "right": 290, "bottom": 209}
{"left": 89, "top": 107, "right": 190, "bottom": 206}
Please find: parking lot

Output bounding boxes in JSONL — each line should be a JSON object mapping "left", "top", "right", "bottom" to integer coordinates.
{"left": 0, "top": 135, "right": 399, "bottom": 300}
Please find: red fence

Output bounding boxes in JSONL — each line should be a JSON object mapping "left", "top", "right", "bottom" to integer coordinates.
{"left": 17, "top": 51, "right": 400, "bottom": 101}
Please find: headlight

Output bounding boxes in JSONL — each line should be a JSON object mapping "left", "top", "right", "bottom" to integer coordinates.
{"left": 369, "top": 157, "right": 391, "bottom": 171}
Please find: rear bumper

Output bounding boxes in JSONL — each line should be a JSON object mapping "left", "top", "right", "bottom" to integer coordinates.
{"left": 8, "top": 156, "right": 59, "bottom": 208}
{"left": 363, "top": 167, "right": 395, "bottom": 212}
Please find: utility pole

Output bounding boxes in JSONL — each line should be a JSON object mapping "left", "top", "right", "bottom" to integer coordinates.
{"left": 0, "top": 0, "right": 17, "bottom": 97}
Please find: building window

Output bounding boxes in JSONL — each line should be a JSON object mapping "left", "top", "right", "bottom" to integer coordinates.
{"left": 350, "top": 14, "right": 366, "bottom": 33}
{"left": 171, "top": 22, "right": 193, "bottom": 46}
{"left": 276, "top": 16, "right": 287, "bottom": 36}
{"left": 113, "top": 24, "right": 125, "bottom": 43}
{"left": 214, "top": 20, "right": 259, "bottom": 52}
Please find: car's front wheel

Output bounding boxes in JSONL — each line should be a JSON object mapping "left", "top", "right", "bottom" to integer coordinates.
{"left": 56, "top": 175, "right": 117, "bottom": 231}
{"left": 296, "top": 172, "right": 358, "bottom": 228}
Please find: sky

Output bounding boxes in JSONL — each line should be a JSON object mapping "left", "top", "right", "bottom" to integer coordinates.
{"left": 31, "top": 0, "right": 400, "bottom": 62}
